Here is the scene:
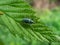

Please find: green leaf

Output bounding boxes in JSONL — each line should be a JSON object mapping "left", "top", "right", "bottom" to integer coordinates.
{"left": 0, "top": 0, "right": 59, "bottom": 44}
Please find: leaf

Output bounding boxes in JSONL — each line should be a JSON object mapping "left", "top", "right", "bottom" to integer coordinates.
{"left": 0, "top": 0, "right": 59, "bottom": 44}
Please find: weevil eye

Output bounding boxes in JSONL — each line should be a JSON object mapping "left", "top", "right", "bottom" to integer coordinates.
{"left": 22, "top": 18, "right": 34, "bottom": 24}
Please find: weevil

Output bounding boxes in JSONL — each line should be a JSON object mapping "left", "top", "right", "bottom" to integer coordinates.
{"left": 22, "top": 18, "right": 34, "bottom": 24}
